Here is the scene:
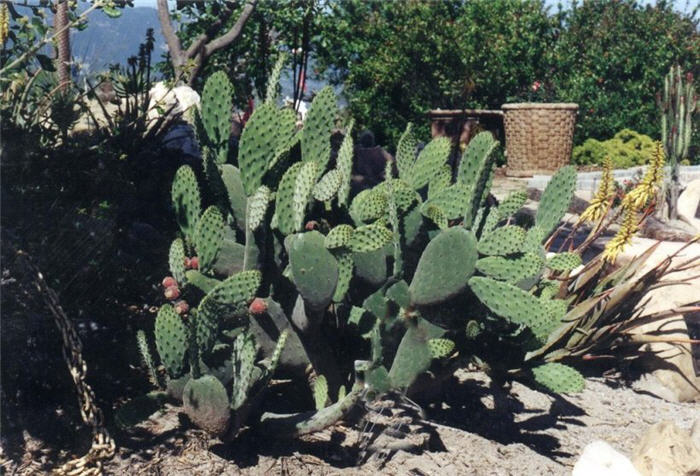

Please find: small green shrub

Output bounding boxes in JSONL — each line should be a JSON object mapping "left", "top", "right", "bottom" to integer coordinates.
{"left": 572, "top": 129, "right": 656, "bottom": 168}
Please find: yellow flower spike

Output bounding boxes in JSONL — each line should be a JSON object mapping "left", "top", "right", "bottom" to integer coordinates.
{"left": 579, "top": 156, "right": 614, "bottom": 224}
{"left": 0, "top": 5, "right": 8, "bottom": 46}
{"left": 621, "top": 142, "right": 665, "bottom": 212}
{"left": 602, "top": 207, "right": 639, "bottom": 263}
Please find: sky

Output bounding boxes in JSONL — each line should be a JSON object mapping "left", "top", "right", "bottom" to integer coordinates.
{"left": 131, "top": 0, "right": 697, "bottom": 13}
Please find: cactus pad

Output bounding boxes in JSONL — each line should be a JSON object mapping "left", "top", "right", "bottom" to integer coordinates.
{"left": 536, "top": 165, "right": 576, "bottom": 236}
{"left": 523, "top": 226, "right": 547, "bottom": 252}
{"left": 171, "top": 165, "right": 201, "bottom": 240}
{"left": 396, "top": 123, "right": 417, "bottom": 181}
{"left": 409, "top": 227, "right": 478, "bottom": 306}
{"left": 324, "top": 224, "right": 354, "bottom": 249}
{"left": 232, "top": 331, "right": 257, "bottom": 411}
{"left": 313, "top": 375, "right": 329, "bottom": 410}
{"left": 407, "top": 137, "right": 451, "bottom": 190}
{"left": 422, "top": 204, "right": 448, "bottom": 230}
{"left": 313, "top": 168, "right": 342, "bottom": 202}
{"left": 498, "top": 190, "right": 528, "bottom": 220}
{"left": 531, "top": 363, "right": 585, "bottom": 393}
{"left": 468, "top": 277, "right": 544, "bottom": 329}
{"left": 336, "top": 120, "right": 355, "bottom": 206}
{"left": 350, "top": 188, "right": 388, "bottom": 224}
{"left": 477, "top": 225, "right": 526, "bottom": 256}
{"left": 195, "top": 206, "right": 225, "bottom": 273}
{"left": 423, "top": 183, "right": 471, "bottom": 219}
{"left": 428, "top": 338, "right": 455, "bottom": 359}
{"left": 200, "top": 71, "right": 233, "bottom": 148}
{"left": 547, "top": 252, "right": 582, "bottom": 272}
{"left": 155, "top": 304, "right": 188, "bottom": 378}
{"left": 428, "top": 164, "right": 452, "bottom": 198}
{"left": 220, "top": 165, "right": 247, "bottom": 231}
{"left": 248, "top": 185, "right": 271, "bottom": 232}
{"left": 388, "top": 318, "right": 444, "bottom": 388}
{"left": 169, "top": 238, "right": 187, "bottom": 285}
{"left": 275, "top": 162, "right": 303, "bottom": 235}
{"left": 293, "top": 160, "right": 319, "bottom": 231}
{"left": 301, "top": 86, "right": 336, "bottom": 171}
{"left": 475, "top": 252, "right": 544, "bottom": 284}
{"left": 209, "top": 270, "right": 262, "bottom": 306}
{"left": 183, "top": 375, "right": 231, "bottom": 436}
{"left": 288, "top": 231, "right": 339, "bottom": 311}
{"left": 332, "top": 251, "right": 353, "bottom": 302}
{"left": 240, "top": 104, "right": 289, "bottom": 194}
{"left": 348, "top": 224, "right": 393, "bottom": 253}
{"left": 375, "top": 179, "right": 419, "bottom": 212}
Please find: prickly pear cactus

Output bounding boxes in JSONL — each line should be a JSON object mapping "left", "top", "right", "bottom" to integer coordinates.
{"left": 536, "top": 165, "right": 577, "bottom": 236}
{"left": 155, "top": 305, "right": 188, "bottom": 378}
{"left": 531, "top": 362, "right": 584, "bottom": 393}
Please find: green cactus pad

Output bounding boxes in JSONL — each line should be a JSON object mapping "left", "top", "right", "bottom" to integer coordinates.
{"left": 313, "top": 375, "right": 329, "bottom": 410}
{"left": 536, "top": 165, "right": 576, "bottom": 236}
{"left": 428, "top": 338, "right": 455, "bottom": 359}
{"left": 421, "top": 204, "right": 448, "bottom": 230}
{"left": 239, "top": 104, "right": 288, "bottom": 195}
{"left": 475, "top": 253, "right": 544, "bottom": 284}
{"left": 348, "top": 224, "right": 393, "bottom": 253}
{"left": 409, "top": 227, "right": 478, "bottom": 306}
{"left": 458, "top": 131, "right": 498, "bottom": 187}
{"left": 324, "top": 224, "right": 354, "bottom": 249}
{"left": 155, "top": 305, "right": 188, "bottom": 378}
{"left": 353, "top": 248, "right": 388, "bottom": 286}
{"left": 293, "top": 160, "right": 318, "bottom": 231}
{"left": 209, "top": 270, "right": 262, "bottom": 306}
{"left": 428, "top": 164, "right": 452, "bottom": 198}
{"left": 349, "top": 188, "right": 388, "bottom": 224}
{"left": 275, "top": 162, "right": 303, "bottom": 235}
{"left": 185, "top": 270, "right": 221, "bottom": 294}
{"left": 539, "top": 280, "right": 560, "bottom": 300}
{"left": 468, "top": 277, "right": 544, "bottom": 328}
{"left": 200, "top": 72, "right": 233, "bottom": 148}
{"left": 268, "top": 329, "right": 289, "bottom": 374}
{"left": 386, "top": 280, "right": 410, "bottom": 308}
{"left": 498, "top": 190, "right": 528, "bottom": 220}
{"left": 423, "top": 183, "right": 471, "bottom": 219}
{"left": 313, "top": 169, "right": 342, "bottom": 202}
{"left": 477, "top": 225, "right": 526, "bottom": 256}
{"left": 183, "top": 375, "right": 231, "bottom": 436}
{"left": 336, "top": 120, "right": 355, "bottom": 207}
{"left": 523, "top": 226, "right": 547, "bottom": 252}
{"left": 247, "top": 185, "right": 271, "bottom": 232}
{"left": 269, "top": 110, "right": 301, "bottom": 172}
{"left": 388, "top": 318, "right": 444, "bottom": 389}
{"left": 407, "top": 137, "right": 451, "bottom": 190}
{"left": 301, "top": 86, "right": 336, "bottom": 171}
{"left": 220, "top": 165, "right": 247, "bottom": 231}
{"left": 265, "top": 52, "right": 287, "bottom": 105}
{"left": 171, "top": 165, "right": 201, "bottom": 241}
{"left": 396, "top": 123, "right": 417, "bottom": 181}
{"left": 481, "top": 207, "right": 501, "bottom": 234}
{"left": 531, "top": 363, "right": 585, "bottom": 393}
{"left": 332, "top": 250, "right": 353, "bottom": 302}
{"left": 288, "top": 231, "right": 339, "bottom": 311}
{"left": 231, "top": 331, "right": 257, "bottom": 411}
{"left": 195, "top": 206, "right": 225, "bottom": 273}
{"left": 169, "top": 238, "right": 187, "bottom": 285}
{"left": 547, "top": 252, "right": 582, "bottom": 272}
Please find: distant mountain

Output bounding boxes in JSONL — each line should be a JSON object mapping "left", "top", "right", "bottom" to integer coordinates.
{"left": 71, "top": 7, "right": 166, "bottom": 73}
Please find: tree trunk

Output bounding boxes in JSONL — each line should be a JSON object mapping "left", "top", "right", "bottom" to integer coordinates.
{"left": 54, "top": 0, "right": 71, "bottom": 91}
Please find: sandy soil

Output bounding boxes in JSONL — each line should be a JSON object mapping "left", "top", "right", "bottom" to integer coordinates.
{"left": 4, "top": 371, "right": 692, "bottom": 476}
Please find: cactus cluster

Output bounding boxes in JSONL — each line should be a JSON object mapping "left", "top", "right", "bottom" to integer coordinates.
{"left": 130, "top": 66, "right": 598, "bottom": 441}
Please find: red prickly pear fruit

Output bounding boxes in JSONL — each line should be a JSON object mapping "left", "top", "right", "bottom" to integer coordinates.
{"left": 184, "top": 256, "right": 191, "bottom": 268}
{"left": 189, "top": 256, "right": 199, "bottom": 269}
{"left": 162, "top": 276, "right": 177, "bottom": 288}
{"left": 164, "top": 285, "right": 180, "bottom": 300}
{"left": 305, "top": 220, "right": 318, "bottom": 231}
{"left": 249, "top": 297, "right": 267, "bottom": 315}
{"left": 174, "top": 300, "right": 189, "bottom": 315}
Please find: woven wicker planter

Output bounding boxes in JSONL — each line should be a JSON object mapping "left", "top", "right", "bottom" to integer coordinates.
{"left": 502, "top": 103, "right": 578, "bottom": 177}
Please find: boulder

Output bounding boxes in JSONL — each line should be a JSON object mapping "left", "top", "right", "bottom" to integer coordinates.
{"left": 677, "top": 179, "right": 700, "bottom": 233}
{"left": 572, "top": 440, "right": 639, "bottom": 476}
{"left": 617, "top": 238, "right": 700, "bottom": 402}
{"left": 147, "top": 82, "right": 200, "bottom": 122}
{"left": 631, "top": 421, "right": 700, "bottom": 476}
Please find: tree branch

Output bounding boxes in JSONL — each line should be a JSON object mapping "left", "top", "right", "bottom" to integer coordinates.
{"left": 184, "top": 6, "right": 235, "bottom": 59}
{"left": 203, "top": 0, "right": 258, "bottom": 57}
{"left": 157, "top": 0, "right": 184, "bottom": 67}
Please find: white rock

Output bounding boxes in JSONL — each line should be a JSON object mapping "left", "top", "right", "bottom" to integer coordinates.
{"left": 677, "top": 179, "right": 700, "bottom": 232}
{"left": 573, "top": 440, "right": 640, "bottom": 476}
{"left": 147, "top": 82, "right": 200, "bottom": 122}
